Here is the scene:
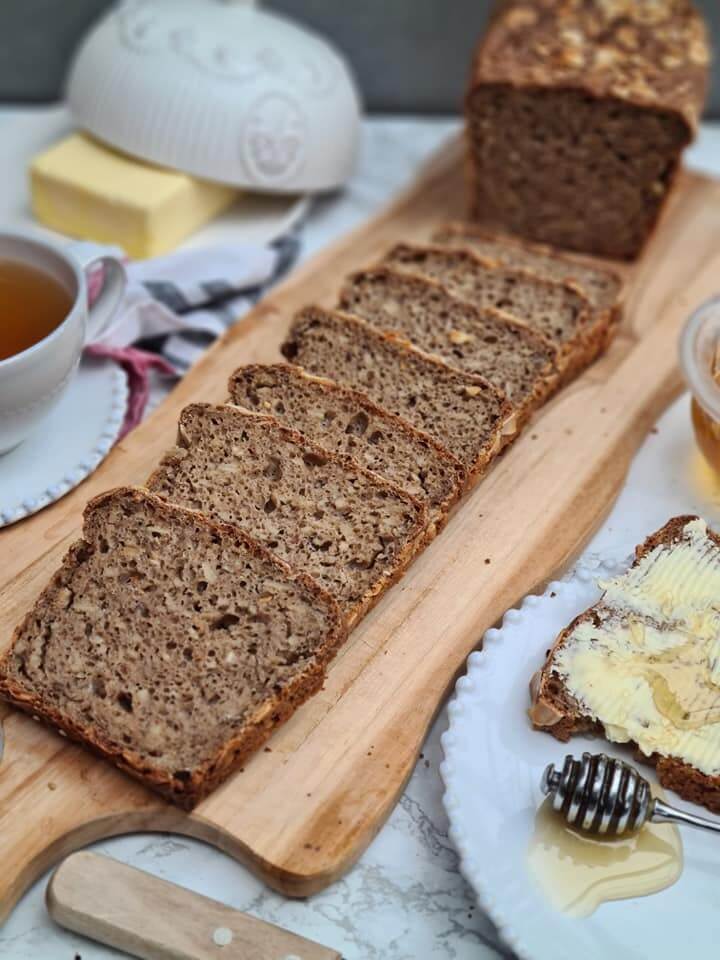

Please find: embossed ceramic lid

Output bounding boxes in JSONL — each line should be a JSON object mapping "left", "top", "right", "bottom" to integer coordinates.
{"left": 67, "top": 0, "right": 362, "bottom": 192}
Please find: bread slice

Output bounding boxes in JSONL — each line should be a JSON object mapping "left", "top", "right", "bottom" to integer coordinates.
{"left": 0, "top": 487, "right": 345, "bottom": 809}
{"left": 382, "top": 242, "right": 599, "bottom": 375}
{"left": 432, "top": 223, "right": 624, "bottom": 316}
{"left": 281, "top": 306, "right": 516, "bottom": 482}
{"left": 147, "top": 404, "right": 429, "bottom": 628}
{"left": 228, "top": 363, "right": 465, "bottom": 530}
{"left": 338, "top": 266, "right": 558, "bottom": 422}
{"left": 530, "top": 516, "right": 720, "bottom": 814}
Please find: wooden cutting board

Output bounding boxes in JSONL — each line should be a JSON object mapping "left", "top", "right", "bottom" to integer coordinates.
{"left": 1, "top": 136, "right": 720, "bottom": 920}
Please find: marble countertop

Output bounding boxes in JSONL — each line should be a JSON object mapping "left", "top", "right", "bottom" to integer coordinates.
{"left": 2, "top": 111, "right": 720, "bottom": 960}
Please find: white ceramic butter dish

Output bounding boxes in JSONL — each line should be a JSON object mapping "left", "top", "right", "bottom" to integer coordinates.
{"left": 67, "top": 0, "right": 362, "bottom": 193}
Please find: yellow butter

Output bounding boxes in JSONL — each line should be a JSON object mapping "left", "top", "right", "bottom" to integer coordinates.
{"left": 555, "top": 519, "right": 720, "bottom": 776}
{"left": 30, "top": 134, "right": 237, "bottom": 259}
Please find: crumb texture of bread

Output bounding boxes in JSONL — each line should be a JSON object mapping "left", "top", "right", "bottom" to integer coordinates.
{"left": 382, "top": 243, "right": 593, "bottom": 359}
{"left": 431, "top": 223, "right": 623, "bottom": 312}
{"left": 0, "top": 487, "right": 344, "bottom": 808}
{"left": 338, "top": 267, "right": 558, "bottom": 414}
{"left": 530, "top": 515, "right": 720, "bottom": 813}
{"left": 228, "top": 363, "right": 465, "bottom": 524}
{"left": 148, "top": 404, "right": 428, "bottom": 625}
{"left": 281, "top": 306, "right": 515, "bottom": 475}
{"left": 466, "top": 1, "right": 709, "bottom": 259}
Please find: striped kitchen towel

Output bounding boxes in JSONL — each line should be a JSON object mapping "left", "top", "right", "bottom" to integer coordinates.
{"left": 80, "top": 235, "right": 299, "bottom": 436}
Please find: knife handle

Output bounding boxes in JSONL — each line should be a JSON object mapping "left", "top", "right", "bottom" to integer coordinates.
{"left": 47, "top": 851, "right": 341, "bottom": 960}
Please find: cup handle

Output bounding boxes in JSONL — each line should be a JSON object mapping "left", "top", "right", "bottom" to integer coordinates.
{"left": 75, "top": 252, "right": 127, "bottom": 345}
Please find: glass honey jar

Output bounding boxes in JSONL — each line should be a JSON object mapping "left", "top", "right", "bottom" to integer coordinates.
{"left": 680, "top": 296, "right": 720, "bottom": 473}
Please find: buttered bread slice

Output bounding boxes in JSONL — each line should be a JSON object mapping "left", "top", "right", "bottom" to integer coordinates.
{"left": 530, "top": 516, "right": 720, "bottom": 813}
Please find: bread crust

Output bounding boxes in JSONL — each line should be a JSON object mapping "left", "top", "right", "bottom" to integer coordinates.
{"left": 0, "top": 487, "right": 346, "bottom": 809}
{"left": 339, "top": 264, "right": 560, "bottom": 425}
{"left": 227, "top": 362, "right": 467, "bottom": 531}
{"left": 529, "top": 514, "right": 720, "bottom": 813}
{"left": 148, "top": 404, "right": 433, "bottom": 631}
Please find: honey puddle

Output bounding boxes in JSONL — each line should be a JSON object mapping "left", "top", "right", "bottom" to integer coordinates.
{"left": 527, "top": 794, "right": 683, "bottom": 917}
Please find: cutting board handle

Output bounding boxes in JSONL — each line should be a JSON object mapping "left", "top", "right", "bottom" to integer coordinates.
{"left": 47, "top": 851, "right": 341, "bottom": 960}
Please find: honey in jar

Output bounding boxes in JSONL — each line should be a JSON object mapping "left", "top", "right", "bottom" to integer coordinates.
{"left": 692, "top": 396, "right": 720, "bottom": 473}
{"left": 691, "top": 338, "right": 720, "bottom": 473}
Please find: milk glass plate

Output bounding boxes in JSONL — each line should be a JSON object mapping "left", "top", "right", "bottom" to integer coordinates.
{"left": 0, "top": 356, "right": 127, "bottom": 527}
{"left": 440, "top": 561, "right": 720, "bottom": 960}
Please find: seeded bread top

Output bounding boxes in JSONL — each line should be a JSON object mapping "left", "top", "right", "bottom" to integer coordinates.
{"left": 473, "top": 1, "right": 709, "bottom": 133}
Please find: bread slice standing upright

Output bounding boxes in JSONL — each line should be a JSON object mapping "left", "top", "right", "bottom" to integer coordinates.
{"left": 338, "top": 266, "right": 558, "bottom": 422}
{"left": 0, "top": 487, "right": 345, "bottom": 808}
{"left": 282, "top": 306, "right": 516, "bottom": 483}
{"left": 383, "top": 242, "right": 597, "bottom": 375}
{"left": 147, "top": 404, "right": 429, "bottom": 628}
{"left": 432, "top": 223, "right": 623, "bottom": 322}
{"left": 229, "top": 363, "right": 466, "bottom": 529}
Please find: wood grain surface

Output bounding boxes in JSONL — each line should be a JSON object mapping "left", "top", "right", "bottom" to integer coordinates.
{"left": 47, "top": 852, "right": 341, "bottom": 959}
{"left": 1, "top": 136, "right": 720, "bottom": 918}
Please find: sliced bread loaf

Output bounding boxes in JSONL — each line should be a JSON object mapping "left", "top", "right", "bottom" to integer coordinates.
{"left": 281, "top": 306, "right": 516, "bottom": 481}
{"left": 529, "top": 516, "right": 720, "bottom": 814}
{"left": 228, "top": 363, "right": 465, "bottom": 529}
{"left": 0, "top": 487, "right": 345, "bottom": 808}
{"left": 432, "top": 223, "right": 623, "bottom": 316}
{"left": 147, "top": 404, "right": 428, "bottom": 628}
{"left": 338, "top": 266, "right": 558, "bottom": 421}
{"left": 382, "top": 242, "right": 599, "bottom": 374}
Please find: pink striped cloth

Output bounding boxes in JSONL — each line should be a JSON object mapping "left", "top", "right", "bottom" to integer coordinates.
{"left": 78, "top": 238, "right": 298, "bottom": 439}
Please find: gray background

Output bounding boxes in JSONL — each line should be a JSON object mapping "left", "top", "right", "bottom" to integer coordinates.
{"left": 1, "top": 0, "right": 719, "bottom": 116}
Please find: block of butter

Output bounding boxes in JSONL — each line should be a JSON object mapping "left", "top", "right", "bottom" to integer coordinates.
{"left": 30, "top": 134, "right": 237, "bottom": 258}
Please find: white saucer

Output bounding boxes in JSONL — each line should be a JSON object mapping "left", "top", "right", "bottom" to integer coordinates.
{"left": 441, "top": 560, "right": 720, "bottom": 960}
{"left": 0, "top": 356, "right": 127, "bottom": 527}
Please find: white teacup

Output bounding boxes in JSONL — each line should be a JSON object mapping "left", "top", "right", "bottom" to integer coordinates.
{"left": 0, "top": 232, "right": 126, "bottom": 454}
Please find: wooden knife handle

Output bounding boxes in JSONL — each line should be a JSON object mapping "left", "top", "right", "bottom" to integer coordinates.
{"left": 46, "top": 852, "right": 341, "bottom": 960}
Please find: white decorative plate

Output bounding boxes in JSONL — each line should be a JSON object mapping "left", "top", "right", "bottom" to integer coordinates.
{"left": 0, "top": 356, "right": 127, "bottom": 527}
{"left": 441, "top": 562, "right": 720, "bottom": 960}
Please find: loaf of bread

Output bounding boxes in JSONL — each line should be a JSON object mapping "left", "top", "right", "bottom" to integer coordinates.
{"left": 432, "top": 223, "right": 623, "bottom": 320}
{"left": 530, "top": 516, "right": 720, "bottom": 814}
{"left": 0, "top": 488, "right": 345, "bottom": 808}
{"left": 282, "top": 306, "right": 516, "bottom": 481}
{"left": 466, "top": 0, "right": 709, "bottom": 259}
{"left": 228, "top": 363, "right": 466, "bottom": 528}
{"left": 147, "top": 404, "right": 429, "bottom": 628}
{"left": 338, "top": 266, "right": 558, "bottom": 422}
{"left": 383, "top": 243, "right": 597, "bottom": 374}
